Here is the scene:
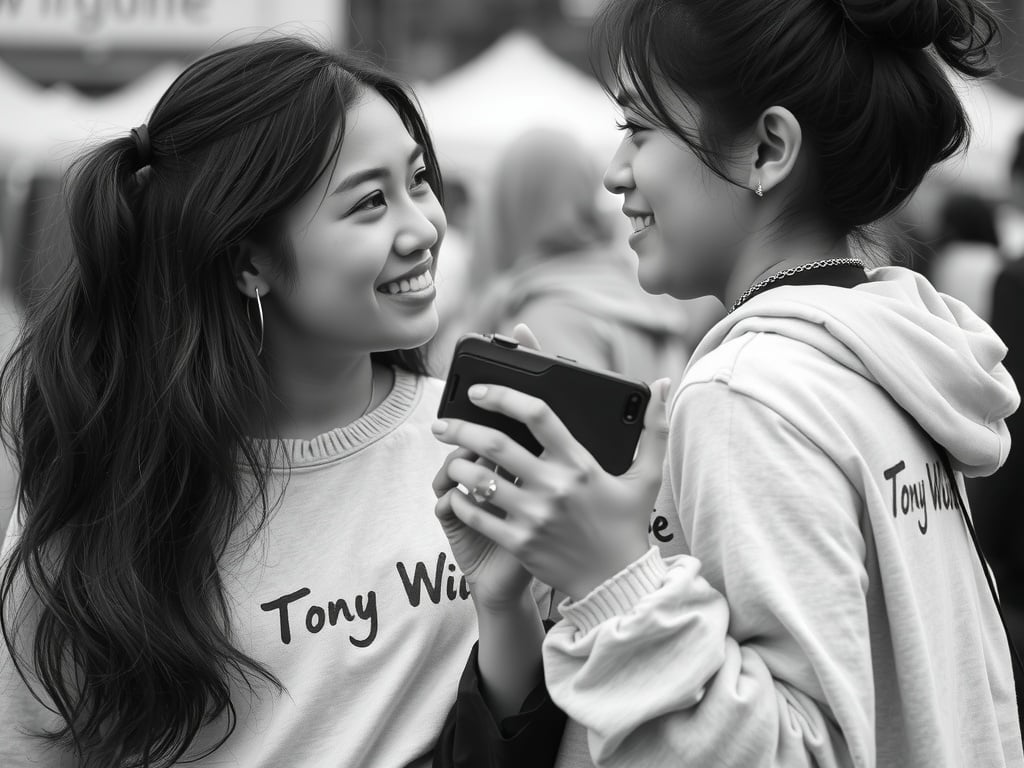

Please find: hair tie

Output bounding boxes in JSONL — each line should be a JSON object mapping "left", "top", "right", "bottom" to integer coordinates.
{"left": 130, "top": 124, "right": 152, "bottom": 168}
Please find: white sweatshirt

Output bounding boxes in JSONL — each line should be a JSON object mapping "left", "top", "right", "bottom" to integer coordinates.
{"left": 0, "top": 371, "right": 479, "bottom": 767}
{"left": 543, "top": 266, "right": 1024, "bottom": 767}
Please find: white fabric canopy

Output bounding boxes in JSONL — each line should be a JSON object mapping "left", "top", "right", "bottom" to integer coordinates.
{"left": 417, "top": 31, "right": 622, "bottom": 183}
{"left": 0, "top": 58, "right": 180, "bottom": 171}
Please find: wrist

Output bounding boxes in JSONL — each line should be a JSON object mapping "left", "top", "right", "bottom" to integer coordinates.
{"left": 474, "top": 586, "right": 538, "bottom": 620}
{"left": 561, "top": 546, "right": 668, "bottom": 633}
{"left": 475, "top": 585, "right": 540, "bottom": 622}
{"left": 565, "top": 538, "right": 651, "bottom": 601}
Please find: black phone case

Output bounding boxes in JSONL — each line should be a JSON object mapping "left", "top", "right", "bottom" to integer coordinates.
{"left": 438, "top": 334, "right": 651, "bottom": 476}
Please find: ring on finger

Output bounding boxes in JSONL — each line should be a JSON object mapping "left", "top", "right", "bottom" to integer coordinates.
{"left": 470, "top": 475, "right": 499, "bottom": 504}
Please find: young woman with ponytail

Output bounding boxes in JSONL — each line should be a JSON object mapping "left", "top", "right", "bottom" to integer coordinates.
{"left": 0, "top": 36, "right": 568, "bottom": 768}
{"left": 432, "top": 0, "right": 1024, "bottom": 765}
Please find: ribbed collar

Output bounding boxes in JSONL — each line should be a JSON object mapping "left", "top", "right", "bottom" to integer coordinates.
{"left": 260, "top": 367, "right": 422, "bottom": 470}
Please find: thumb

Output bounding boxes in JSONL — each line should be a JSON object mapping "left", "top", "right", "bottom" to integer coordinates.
{"left": 511, "top": 322, "right": 542, "bottom": 351}
{"left": 628, "top": 378, "right": 671, "bottom": 487}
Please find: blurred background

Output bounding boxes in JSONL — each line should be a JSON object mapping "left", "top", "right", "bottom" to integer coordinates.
{"left": 3, "top": 1, "right": 1024, "bottom": 310}
{"left": 2, "top": 1, "right": 1024, "bottom": 543}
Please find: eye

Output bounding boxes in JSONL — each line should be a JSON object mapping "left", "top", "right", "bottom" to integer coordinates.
{"left": 410, "top": 167, "right": 430, "bottom": 190}
{"left": 615, "top": 119, "right": 647, "bottom": 138}
{"left": 350, "top": 191, "right": 386, "bottom": 214}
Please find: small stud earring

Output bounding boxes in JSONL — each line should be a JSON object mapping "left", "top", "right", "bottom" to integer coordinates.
{"left": 755, "top": 181, "right": 764, "bottom": 198}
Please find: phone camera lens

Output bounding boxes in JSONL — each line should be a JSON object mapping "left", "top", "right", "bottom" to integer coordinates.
{"left": 623, "top": 393, "right": 642, "bottom": 423}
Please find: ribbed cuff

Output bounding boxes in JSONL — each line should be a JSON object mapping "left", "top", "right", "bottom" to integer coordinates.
{"left": 559, "top": 546, "right": 668, "bottom": 633}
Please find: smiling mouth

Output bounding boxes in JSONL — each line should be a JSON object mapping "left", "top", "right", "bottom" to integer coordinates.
{"left": 630, "top": 214, "right": 654, "bottom": 234}
{"left": 379, "top": 270, "right": 434, "bottom": 295}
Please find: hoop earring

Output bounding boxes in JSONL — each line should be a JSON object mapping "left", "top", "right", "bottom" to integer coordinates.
{"left": 755, "top": 181, "right": 764, "bottom": 198}
{"left": 247, "top": 288, "right": 264, "bottom": 356}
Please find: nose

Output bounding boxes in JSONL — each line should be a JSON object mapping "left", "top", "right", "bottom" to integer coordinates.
{"left": 394, "top": 199, "right": 444, "bottom": 257}
{"left": 603, "top": 137, "right": 635, "bottom": 195}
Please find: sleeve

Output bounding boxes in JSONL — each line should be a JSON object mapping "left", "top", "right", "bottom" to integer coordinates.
{"left": 541, "top": 381, "right": 875, "bottom": 767}
{"left": 0, "top": 510, "right": 77, "bottom": 768}
{"left": 433, "top": 632, "right": 569, "bottom": 768}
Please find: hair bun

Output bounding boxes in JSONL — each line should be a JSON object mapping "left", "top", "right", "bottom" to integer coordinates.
{"left": 839, "top": 0, "right": 941, "bottom": 49}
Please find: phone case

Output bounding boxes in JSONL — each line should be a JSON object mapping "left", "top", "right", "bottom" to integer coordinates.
{"left": 438, "top": 333, "right": 651, "bottom": 476}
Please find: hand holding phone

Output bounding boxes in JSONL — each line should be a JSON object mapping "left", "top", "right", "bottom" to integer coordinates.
{"left": 438, "top": 333, "right": 651, "bottom": 475}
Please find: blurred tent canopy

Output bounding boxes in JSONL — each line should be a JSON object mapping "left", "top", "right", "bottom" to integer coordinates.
{"left": 416, "top": 31, "right": 622, "bottom": 186}
{"left": 0, "top": 58, "right": 181, "bottom": 171}
{"left": 0, "top": 59, "right": 181, "bottom": 301}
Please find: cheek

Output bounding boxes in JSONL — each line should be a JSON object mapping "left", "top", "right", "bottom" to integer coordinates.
{"left": 289, "top": 234, "right": 383, "bottom": 303}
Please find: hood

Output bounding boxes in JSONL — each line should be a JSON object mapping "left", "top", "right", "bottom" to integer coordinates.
{"left": 688, "top": 266, "right": 1019, "bottom": 477}
{"left": 475, "top": 249, "right": 690, "bottom": 339}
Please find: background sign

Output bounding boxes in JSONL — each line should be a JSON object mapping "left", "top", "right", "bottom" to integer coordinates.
{"left": 0, "top": 0, "right": 342, "bottom": 47}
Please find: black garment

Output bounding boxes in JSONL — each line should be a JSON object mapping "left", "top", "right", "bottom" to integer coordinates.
{"left": 968, "top": 257, "right": 1024, "bottom": 727}
{"left": 433, "top": 639, "right": 568, "bottom": 768}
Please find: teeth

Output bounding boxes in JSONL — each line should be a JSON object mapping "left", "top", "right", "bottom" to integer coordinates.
{"left": 630, "top": 215, "right": 653, "bottom": 234}
{"left": 381, "top": 270, "right": 434, "bottom": 295}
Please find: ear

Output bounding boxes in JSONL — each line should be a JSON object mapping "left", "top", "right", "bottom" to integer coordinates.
{"left": 747, "top": 106, "right": 802, "bottom": 196}
{"left": 233, "top": 240, "right": 272, "bottom": 299}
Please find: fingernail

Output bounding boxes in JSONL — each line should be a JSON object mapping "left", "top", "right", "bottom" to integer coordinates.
{"left": 468, "top": 385, "right": 488, "bottom": 400}
{"left": 660, "top": 379, "right": 672, "bottom": 402}
{"left": 431, "top": 420, "right": 448, "bottom": 434}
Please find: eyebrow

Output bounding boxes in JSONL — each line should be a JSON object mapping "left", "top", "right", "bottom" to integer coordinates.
{"left": 330, "top": 144, "right": 426, "bottom": 197}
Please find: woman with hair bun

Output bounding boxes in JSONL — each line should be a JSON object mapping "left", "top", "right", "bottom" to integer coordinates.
{"left": 431, "top": 0, "right": 1024, "bottom": 765}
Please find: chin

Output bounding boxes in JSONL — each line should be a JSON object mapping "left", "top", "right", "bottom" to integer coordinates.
{"left": 636, "top": 264, "right": 670, "bottom": 296}
{"left": 400, "top": 316, "right": 440, "bottom": 350}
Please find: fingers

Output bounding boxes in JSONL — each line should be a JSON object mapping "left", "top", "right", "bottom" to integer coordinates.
{"left": 432, "top": 447, "right": 478, "bottom": 498}
{"left": 628, "top": 378, "right": 672, "bottom": 488}
{"left": 448, "top": 489, "right": 521, "bottom": 554}
{"left": 435, "top": 487, "right": 456, "bottom": 520}
{"left": 432, "top": 416, "right": 544, "bottom": 479}
{"left": 456, "top": 384, "right": 582, "bottom": 461}
{"left": 511, "top": 323, "right": 542, "bottom": 351}
{"left": 446, "top": 456, "right": 530, "bottom": 516}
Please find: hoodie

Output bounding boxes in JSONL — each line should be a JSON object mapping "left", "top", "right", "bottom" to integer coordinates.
{"left": 542, "top": 266, "right": 1023, "bottom": 767}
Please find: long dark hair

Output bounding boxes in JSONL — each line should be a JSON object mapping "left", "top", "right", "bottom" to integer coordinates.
{"left": 0, "top": 37, "right": 443, "bottom": 768}
{"left": 594, "top": 0, "right": 998, "bottom": 234}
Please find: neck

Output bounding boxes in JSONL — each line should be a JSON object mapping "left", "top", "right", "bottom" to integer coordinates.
{"left": 261, "top": 332, "right": 386, "bottom": 441}
{"left": 723, "top": 221, "right": 852, "bottom": 309}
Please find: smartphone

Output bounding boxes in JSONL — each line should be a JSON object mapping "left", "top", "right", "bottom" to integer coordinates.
{"left": 438, "top": 333, "right": 651, "bottom": 476}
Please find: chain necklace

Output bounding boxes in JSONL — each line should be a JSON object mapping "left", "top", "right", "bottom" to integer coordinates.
{"left": 729, "top": 258, "right": 866, "bottom": 313}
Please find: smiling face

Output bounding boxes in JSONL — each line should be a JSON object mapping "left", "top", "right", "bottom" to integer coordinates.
{"left": 603, "top": 80, "right": 752, "bottom": 301}
{"left": 253, "top": 88, "right": 446, "bottom": 355}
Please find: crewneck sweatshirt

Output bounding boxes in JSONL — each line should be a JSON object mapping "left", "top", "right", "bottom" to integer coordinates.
{"left": 0, "top": 370, "right": 479, "bottom": 767}
{"left": 543, "top": 266, "right": 1023, "bottom": 767}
